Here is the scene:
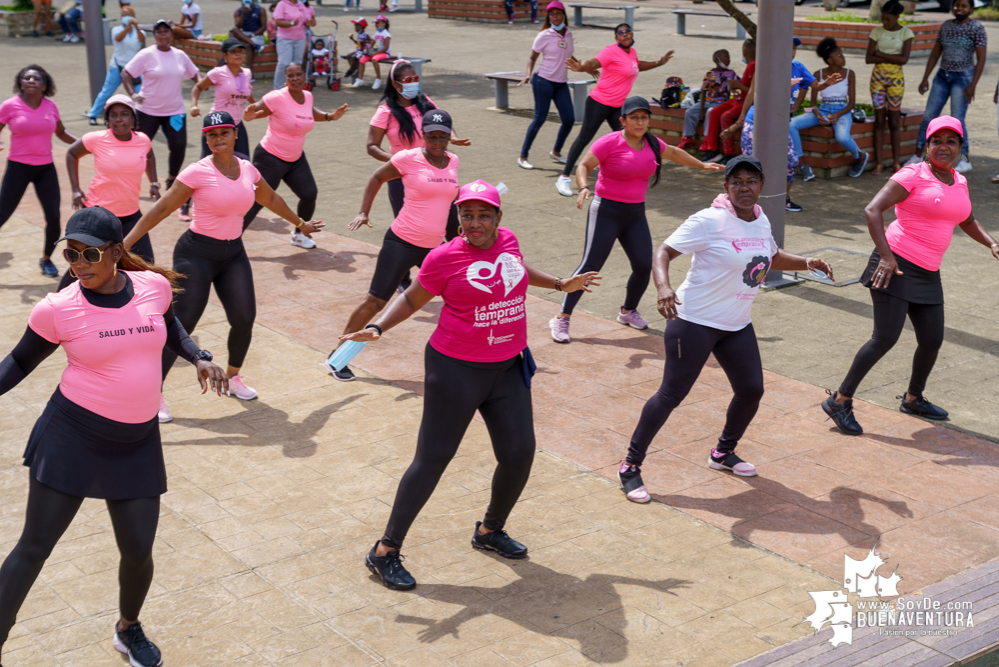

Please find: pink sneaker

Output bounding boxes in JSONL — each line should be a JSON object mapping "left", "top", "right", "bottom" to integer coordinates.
{"left": 227, "top": 375, "right": 258, "bottom": 400}
{"left": 549, "top": 316, "right": 570, "bottom": 343}
{"left": 617, "top": 309, "right": 648, "bottom": 330}
{"left": 618, "top": 461, "right": 651, "bottom": 503}
{"left": 708, "top": 449, "right": 757, "bottom": 477}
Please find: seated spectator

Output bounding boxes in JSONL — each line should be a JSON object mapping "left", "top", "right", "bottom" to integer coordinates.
{"left": 678, "top": 49, "right": 737, "bottom": 151}
{"left": 56, "top": 0, "right": 82, "bottom": 43}
{"left": 173, "top": 0, "right": 203, "bottom": 39}
{"left": 231, "top": 0, "right": 268, "bottom": 72}
{"left": 343, "top": 17, "right": 370, "bottom": 82}
{"left": 353, "top": 14, "right": 390, "bottom": 89}
{"left": 701, "top": 38, "right": 755, "bottom": 163}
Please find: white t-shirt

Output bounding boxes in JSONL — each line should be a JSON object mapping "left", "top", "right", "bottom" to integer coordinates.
{"left": 372, "top": 28, "right": 391, "bottom": 55}
{"left": 311, "top": 47, "right": 329, "bottom": 58}
{"left": 664, "top": 204, "right": 777, "bottom": 332}
{"left": 110, "top": 24, "right": 145, "bottom": 69}
{"left": 182, "top": 2, "right": 203, "bottom": 31}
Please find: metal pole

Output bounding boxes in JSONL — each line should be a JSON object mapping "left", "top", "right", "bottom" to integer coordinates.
{"left": 83, "top": 0, "right": 106, "bottom": 104}
{"left": 754, "top": 0, "right": 796, "bottom": 286}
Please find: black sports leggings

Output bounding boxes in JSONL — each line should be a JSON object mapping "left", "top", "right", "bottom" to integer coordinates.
{"left": 242, "top": 145, "right": 317, "bottom": 230}
{"left": 561, "top": 196, "right": 652, "bottom": 316}
{"left": 162, "top": 231, "right": 255, "bottom": 376}
{"left": 136, "top": 111, "right": 187, "bottom": 178}
{"left": 381, "top": 345, "right": 536, "bottom": 550}
{"left": 561, "top": 96, "right": 623, "bottom": 177}
{"left": 0, "top": 476, "right": 159, "bottom": 645}
{"left": 628, "top": 318, "right": 764, "bottom": 465}
{"left": 0, "top": 161, "right": 60, "bottom": 257}
{"left": 839, "top": 289, "right": 944, "bottom": 398}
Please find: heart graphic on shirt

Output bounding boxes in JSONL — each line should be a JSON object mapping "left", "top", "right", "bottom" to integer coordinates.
{"left": 466, "top": 252, "right": 525, "bottom": 297}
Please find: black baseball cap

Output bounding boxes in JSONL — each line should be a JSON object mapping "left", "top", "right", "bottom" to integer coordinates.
{"left": 422, "top": 109, "right": 452, "bottom": 134}
{"left": 221, "top": 37, "right": 246, "bottom": 53}
{"left": 621, "top": 96, "right": 651, "bottom": 115}
{"left": 153, "top": 19, "right": 172, "bottom": 31}
{"left": 58, "top": 207, "right": 123, "bottom": 247}
{"left": 202, "top": 110, "right": 237, "bottom": 131}
{"left": 724, "top": 154, "right": 764, "bottom": 177}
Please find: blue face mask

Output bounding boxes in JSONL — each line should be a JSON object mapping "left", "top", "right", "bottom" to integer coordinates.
{"left": 122, "top": 15, "right": 133, "bottom": 24}
{"left": 551, "top": 21, "right": 565, "bottom": 30}
{"left": 400, "top": 82, "right": 420, "bottom": 99}
{"left": 742, "top": 57, "right": 747, "bottom": 64}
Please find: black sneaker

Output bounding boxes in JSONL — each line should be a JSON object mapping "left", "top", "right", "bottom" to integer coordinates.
{"left": 397, "top": 274, "right": 412, "bottom": 295}
{"left": 88, "top": 117, "right": 98, "bottom": 126}
{"left": 822, "top": 390, "right": 863, "bottom": 436}
{"left": 113, "top": 621, "right": 162, "bottom": 667}
{"left": 332, "top": 365, "right": 355, "bottom": 382}
{"left": 785, "top": 197, "right": 802, "bottom": 212}
{"left": 365, "top": 541, "right": 416, "bottom": 590}
{"left": 899, "top": 394, "right": 948, "bottom": 420}
{"left": 471, "top": 521, "right": 528, "bottom": 559}
{"left": 39, "top": 258, "right": 58, "bottom": 278}
{"left": 800, "top": 164, "right": 816, "bottom": 182}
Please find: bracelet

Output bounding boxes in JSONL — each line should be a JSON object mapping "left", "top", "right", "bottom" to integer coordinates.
{"left": 554, "top": 277, "right": 563, "bottom": 292}
{"left": 991, "top": 243, "right": 998, "bottom": 250}
{"left": 365, "top": 323, "right": 383, "bottom": 335}
{"left": 578, "top": 185, "right": 590, "bottom": 191}
{"left": 324, "top": 112, "right": 330, "bottom": 121}
{"left": 150, "top": 182, "right": 160, "bottom": 188}
{"left": 294, "top": 219, "right": 304, "bottom": 228}
{"left": 805, "top": 257, "right": 814, "bottom": 270}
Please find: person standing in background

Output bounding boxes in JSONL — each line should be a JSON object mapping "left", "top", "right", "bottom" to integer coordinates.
{"left": 85, "top": 5, "right": 145, "bottom": 126}
{"left": 272, "top": 0, "right": 310, "bottom": 89}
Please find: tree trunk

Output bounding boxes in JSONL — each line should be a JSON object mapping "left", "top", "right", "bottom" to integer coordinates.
{"left": 714, "top": 0, "right": 757, "bottom": 39}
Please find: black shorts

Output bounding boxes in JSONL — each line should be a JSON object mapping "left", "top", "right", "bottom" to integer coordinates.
{"left": 368, "top": 227, "right": 432, "bottom": 301}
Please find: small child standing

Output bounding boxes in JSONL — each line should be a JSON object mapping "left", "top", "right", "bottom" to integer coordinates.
{"left": 678, "top": 50, "right": 737, "bottom": 151}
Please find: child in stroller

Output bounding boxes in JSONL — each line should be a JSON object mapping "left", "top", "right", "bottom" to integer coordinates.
{"left": 306, "top": 29, "right": 341, "bottom": 90}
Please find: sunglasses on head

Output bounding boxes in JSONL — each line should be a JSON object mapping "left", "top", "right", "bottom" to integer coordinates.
{"left": 616, "top": 27, "right": 632, "bottom": 35}
{"left": 62, "top": 244, "right": 109, "bottom": 264}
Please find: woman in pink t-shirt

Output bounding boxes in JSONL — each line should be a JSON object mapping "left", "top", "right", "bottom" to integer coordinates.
{"left": 123, "top": 111, "right": 324, "bottom": 420}
{"left": 338, "top": 181, "right": 599, "bottom": 591}
{"left": 0, "top": 65, "right": 76, "bottom": 278}
{"left": 191, "top": 38, "right": 256, "bottom": 159}
{"left": 271, "top": 0, "right": 310, "bottom": 89}
{"left": 555, "top": 24, "right": 673, "bottom": 197}
{"left": 0, "top": 207, "right": 227, "bottom": 667}
{"left": 824, "top": 116, "right": 999, "bottom": 435}
{"left": 550, "top": 97, "right": 722, "bottom": 344}
{"left": 242, "top": 62, "right": 347, "bottom": 249}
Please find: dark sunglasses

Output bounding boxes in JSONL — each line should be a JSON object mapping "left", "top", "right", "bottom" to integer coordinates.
{"left": 63, "top": 244, "right": 109, "bottom": 264}
{"left": 616, "top": 27, "right": 633, "bottom": 35}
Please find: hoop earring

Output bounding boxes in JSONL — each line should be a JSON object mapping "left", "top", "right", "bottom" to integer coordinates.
{"left": 68, "top": 266, "right": 76, "bottom": 279}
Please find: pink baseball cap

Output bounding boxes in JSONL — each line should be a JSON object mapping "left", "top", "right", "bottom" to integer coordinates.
{"left": 103, "top": 93, "right": 135, "bottom": 110}
{"left": 375, "top": 13, "right": 388, "bottom": 21}
{"left": 455, "top": 180, "right": 502, "bottom": 209}
{"left": 546, "top": 0, "right": 566, "bottom": 11}
{"left": 926, "top": 115, "right": 963, "bottom": 140}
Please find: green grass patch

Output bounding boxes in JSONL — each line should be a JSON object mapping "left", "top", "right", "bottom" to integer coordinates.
{"left": 807, "top": 11, "right": 926, "bottom": 24}
{"left": 973, "top": 6, "right": 999, "bottom": 20}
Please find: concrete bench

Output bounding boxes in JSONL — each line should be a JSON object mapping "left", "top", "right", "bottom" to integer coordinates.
{"left": 673, "top": 9, "right": 749, "bottom": 40}
{"left": 485, "top": 71, "right": 594, "bottom": 123}
{"left": 568, "top": 2, "right": 636, "bottom": 28}
{"left": 384, "top": 56, "right": 431, "bottom": 79}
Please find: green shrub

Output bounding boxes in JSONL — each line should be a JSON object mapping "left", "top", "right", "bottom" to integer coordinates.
{"left": 0, "top": 0, "right": 35, "bottom": 11}
{"left": 973, "top": 6, "right": 999, "bottom": 20}
{"left": 807, "top": 11, "right": 925, "bottom": 24}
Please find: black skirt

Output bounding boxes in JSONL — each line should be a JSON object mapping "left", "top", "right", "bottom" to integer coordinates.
{"left": 860, "top": 249, "right": 944, "bottom": 305}
{"left": 24, "top": 388, "right": 166, "bottom": 500}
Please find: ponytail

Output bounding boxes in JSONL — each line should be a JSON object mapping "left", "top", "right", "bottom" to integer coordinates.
{"left": 117, "top": 249, "right": 185, "bottom": 292}
{"left": 645, "top": 131, "right": 662, "bottom": 187}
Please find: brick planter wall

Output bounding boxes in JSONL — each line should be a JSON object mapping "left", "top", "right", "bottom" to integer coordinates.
{"left": 651, "top": 101, "right": 924, "bottom": 179}
{"left": 175, "top": 38, "right": 279, "bottom": 78}
{"left": 429, "top": 0, "right": 550, "bottom": 23}
{"left": 794, "top": 19, "right": 940, "bottom": 52}
{"left": 0, "top": 10, "right": 35, "bottom": 38}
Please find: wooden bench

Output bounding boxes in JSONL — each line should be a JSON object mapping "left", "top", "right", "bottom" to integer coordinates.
{"left": 568, "top": 2, "right": 636, "bottom": 28}
{"left": 673, "top": 9, "right": 750, "bottom": 40}
{"left": 485, "top": 72, "right": 594, "bottom": 123}
{"left": 174, "top": 38, "right": 279, "bottom": 78}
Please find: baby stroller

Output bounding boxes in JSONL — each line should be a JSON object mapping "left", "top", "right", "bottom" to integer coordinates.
{"left": 306, "top": 24, "right": 340, "bottom": 91}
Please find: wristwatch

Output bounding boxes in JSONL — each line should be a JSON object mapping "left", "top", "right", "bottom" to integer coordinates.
{"left": 193, "top": 350, "right": 213, "bottom": 363}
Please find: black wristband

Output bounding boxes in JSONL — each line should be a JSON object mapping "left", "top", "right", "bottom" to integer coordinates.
{"left": 365, "top": 323, "right": 383, "bottom": 335}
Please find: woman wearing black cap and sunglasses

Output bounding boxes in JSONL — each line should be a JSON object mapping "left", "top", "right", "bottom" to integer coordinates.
{"left": 0, "top": 206, "right": 228, "bottom": 667}
{"left": 616, "top": 156, "right": 834, "bottom": 502}
{"left": 191, "top": 38, "right": 256, "bottom": 159}
{"left": 124, "top": 111, "right": 324, "bottom": 423}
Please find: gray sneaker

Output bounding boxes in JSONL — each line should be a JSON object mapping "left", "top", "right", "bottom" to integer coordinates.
{"left": 848, "top": 152, "right": 869, "bottom": 178}
{"left": 800, "top": 164, "right": 816, "bottom": 182}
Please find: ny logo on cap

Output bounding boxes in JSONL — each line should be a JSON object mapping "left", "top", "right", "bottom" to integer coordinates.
{"left": 432, "top": 113, "right": 443, "bottom": 123}
{"left": 210, "top": 113, "right": 223, "bottom": 124}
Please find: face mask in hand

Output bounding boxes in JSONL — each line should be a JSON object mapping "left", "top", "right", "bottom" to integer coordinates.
{"left": 551, "top": 21, "right": 565, "bottom": 30}
{"left": 400, "top": 82, "right": 420, "bottom": 99}
{"left": 122, "top": 15, "right": 133, "bottom": 24}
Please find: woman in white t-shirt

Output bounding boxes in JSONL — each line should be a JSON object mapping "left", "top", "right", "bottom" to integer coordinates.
{"left": 617, "top": 156, "right": 834, "bottom": 502}
{"left": 175, "top": 0, "right": 203, "bottom": 39}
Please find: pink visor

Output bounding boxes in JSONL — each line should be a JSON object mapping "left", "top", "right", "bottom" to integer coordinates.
{"left": 455, "top": 180, "right": 501, "bottom": 209}
{"left": 926, "top": 115, "right": 963, "bottom": 140}
{"left": 546, "top": 0, "right": 566, "bottom": 11}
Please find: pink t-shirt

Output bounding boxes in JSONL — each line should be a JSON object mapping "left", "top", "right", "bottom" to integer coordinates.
{"left": 532, "top": 27, "right": 573, "bottom": 83}
{"left": 81, "top": 130, "right": 151, "bottom": 217}
{"left": 591, "top": 132, "right": 666, "bottom": 204}
{"left": 417, "top": 228, "right": 528, "bottom": 363}
{"left": 272, "top": 0, "right": 309, "bottom": 40}
{"left": 369, "top": 95, "right": 437, "bottom": 155}
{"left": 28, "top": 271, "right": 172, "bottom": 423}
{"left": 590, "top": 44, "right": 640, "bottom": 108}
{"left": 124, "top": 46, "right": 199, "bottom": 117}
{"left": 259, "top": 88, "right": 314, "bottom": 162}
{"left": 207, "top": 66, "right": 253, "bottom": 123}
{"left": 389, "top": 148, "right": 460, "bottom": 248}
{"left": 0, "top": 96, "right": 59, "bottom": 166}
{"left": 886, "top": 161, "right": 972, "bottom": 271}
{"left": 177, "top": 157, "right": 261, "bottom": 240}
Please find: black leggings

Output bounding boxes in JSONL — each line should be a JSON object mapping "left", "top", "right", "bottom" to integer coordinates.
{"left": 561, "top": 96, "right": 623, "bottom": 177}
{"left": 56, "top": 211, "right": 153, "bottom": 291}
{"left": 381, "top": 345, "right": 536, "bottom": 550}
{"left": 137, "top": 111, "right": 187, "bottom": 178}
{"left": 0, "top": 161, "right": 60, "bottom": 257}
{"left": 561, "top": 196, "right": 651, "bottom": 316}
{"left": 839, "top": 289, "right": 944, "bottom": 398}
{"left": 242, "top": 145, "right": 317, "bottom": 231}
{"left": 163, "top": 231, "right": 255, "bottom": 376}
{"left": 0, "top": 476, "right": 159, "bottom": 645}
{"left": 628, "top": 319, "right": 764, "bottom": 465}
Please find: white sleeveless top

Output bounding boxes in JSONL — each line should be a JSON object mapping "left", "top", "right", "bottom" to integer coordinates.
{"left": 820, "top": 68, "right": 849, "bottom": 103}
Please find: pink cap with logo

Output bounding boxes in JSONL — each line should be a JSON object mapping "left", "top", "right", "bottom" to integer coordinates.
{"left": 455, "top": 180, "right": 502, "bottom": 209}
{"left": 926, "top": 115, "right": 963, "bottom": 140}
{"left": 546, "top": 0, "right": 566, "bottom": 11}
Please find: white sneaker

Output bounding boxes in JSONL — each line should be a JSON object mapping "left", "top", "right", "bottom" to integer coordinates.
{"left": 372, "top": 78, "right": 382, "bottom": 90}
{"left": 517, "top": 157, "right": 534, "bottom": 170}
{"left": 555, "top": 175, "right": 573, "bottom": 197}
{"left": 549, "top": 151, "right": 567, "bottom": 164}
{"left": 344, "top": 5, "right": 349, "bottom": 10}
{"left": 352, "top": 79, "right": 364, "bottom": 88}
{"left": 157, "top": 394, "right": 173, "bottom": 423}
{"left": 227, "top": 375, "right": 258, "bottom": 400}
{"left": 954, "top": 155, "right": 972, "bottom": 173}
{"left": 904, "top": 154, "right": 923, "bottom": 167}
{"left": 69, "top": 34, "right": 80, "bottom": 43}
{"left": 291, "top": 229, "right": 317, "bottom": 249}
{"left": 62, "top": 34, "right": 72, "bottom": 42}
